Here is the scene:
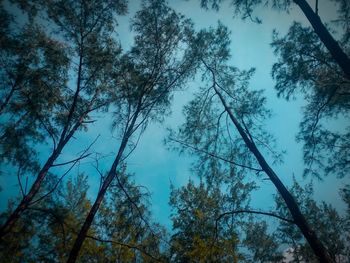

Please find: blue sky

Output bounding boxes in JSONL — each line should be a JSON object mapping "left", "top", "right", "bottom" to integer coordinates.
{"left": 1, "top": 0, "right": 348, "bottom": 233}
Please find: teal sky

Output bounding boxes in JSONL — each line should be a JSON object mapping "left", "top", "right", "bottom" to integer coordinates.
{"left": 1, "top": 0, "right": 348, "bottom": 232}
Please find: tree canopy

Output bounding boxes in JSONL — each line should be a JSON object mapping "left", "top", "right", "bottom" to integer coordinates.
{"left": 0, "top": 0, "right": 349, "bottom": 262}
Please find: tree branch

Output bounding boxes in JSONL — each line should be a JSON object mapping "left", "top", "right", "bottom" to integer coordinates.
{"left": 216, "top": 209, "right": 295, "bottom": 225}
{"left": 52, "top": 153, "right": 92, "bottom": 167}
{"left": 85, "top": 234, "right": 165, "bottom": 263}
{"left": 29, "top": 136, "right": 99, "bottom": 205}
{"left": 169, "top": 137, "right": 263, "bottom": 172}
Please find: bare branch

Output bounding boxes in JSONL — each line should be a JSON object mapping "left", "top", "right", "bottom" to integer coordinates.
{"left": 169, "top": 137, "right": 263, "bottom": 172}
{"left": 29, "top": 161, "right": 76, "bottom": 206}
{"left": 52, "top": 153, "right": 92, "bottom": 167}
{"left": 113, "top": 172, "right": 172, "bottom": 249}
{"left": 16, "top": 166, "right": 25, "bottom": 197}
{"left": 85, "top": 234, "right": 165, "bottom": 263}
{"left": 121, "top": 126, "right": 144, "bottom": 163}
{"left": 216, "top": 209, "right": 295, "bottom": 225}
{"left": 211, "top": 209, "right": 295, "bottom": 249}
{"left": 29, "top": 135, "right": 100, "bottom": 205}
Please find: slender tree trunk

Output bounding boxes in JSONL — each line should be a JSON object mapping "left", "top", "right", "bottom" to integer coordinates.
{"left": 294, "top": 0, "right": 350, "bottom": 80}
{"left": 66, "top": 106, "right": 141, "bottom": 263}
{"left": 0, "top": 147, "right": 63, "bottom": 239}
{"left": 66, "top": 139, "right": 127, "bottom": 263}
{"left": 0, "top": 51, "right": 85, "bottom": 239}
{"left": 213, "top": 85, "right": 334, "bottom": 263}
{"left": 0, "top": 114, "right": 86, "bottom": 239}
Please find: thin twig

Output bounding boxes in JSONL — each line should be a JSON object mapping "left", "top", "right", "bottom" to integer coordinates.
{"left": 85, "top": 234, "right": 165, "bottom": 262}
{"left": 216, "top": 209, "right": 295, "bottom": 225}
{"left": 52, "top": 153, "right": 92, "bottom": 167}
{"left": 170, "top": 137, "right": 263, "bottom": 172}
{"left": 29, "top": 135, "right": 100, "bottom": 205}
{"left": 212, "top": 209, "right": 295, "bottom": 246}
{"left": 17, "top": 166, "right": 25, "bottom": 198}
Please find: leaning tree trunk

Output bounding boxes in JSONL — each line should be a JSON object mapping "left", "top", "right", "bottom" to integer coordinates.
{"left": 0, "top": 52, "right": 85, "bottom": 239}
{"left": 0, "top": 114, "right": 86, "bottom": 240}
{"left": 66, "top": 137, "right": 128, "bottom": 263}
{"left": 213, "top": 85, "right": 334, "bottom": 263}
{"left": 66, "top": 104, "right": 141, "bottom": 263}
{"left": 294, "top": 0, "right": 350, "bottom": 80}
{"left": 0, "top": 148, "right": 62, "bottom": 239}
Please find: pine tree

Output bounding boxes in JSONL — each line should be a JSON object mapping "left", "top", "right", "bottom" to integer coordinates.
{"left": 0, "top": 0, "right": 127, "bottom": 238}
{"left": 66, "top": 0, "right": 197, "bottom": 261}
{"left": 170, "top": 23, "right": 333, "bottom": 262}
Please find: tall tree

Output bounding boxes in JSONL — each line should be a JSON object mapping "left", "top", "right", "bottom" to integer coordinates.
{"left": 1, "top": 170, "right": 165, "bottom": 262}
{"left": 171, "top": 23, "right": 333, "bottom": 262}
{"left": 66, "top": 0, "right": 197, "bottom": 261}
{"left": 0, "top": 0, "right": 127, "bottom": 238}
{"left": 197, "top": 0, "right": 350, "bottom": 80}
{"left": 0, "top": 4, "right": 69, "bottom": 175}
{"left": 274, "top": 179, "right": 349, "bottom": 262}
{"left": 196, "top": 0, "right": 350, "bottom": 181}
{"left": 272, "top": 21, "right": 350, "bottom": 179}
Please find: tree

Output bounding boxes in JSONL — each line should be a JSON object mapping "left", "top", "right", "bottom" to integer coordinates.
{"left": 0, "top": 170, "right": 165, "bottom": 262}
{"left": 274, "top": 179, "right": 349, "bottom": 262}
{"left": 272, "top": 21, "right": 350, "bottom": 179}
{"left": 0, "top": 0, "right": 127, "bottom": 238}
{"left": 197, "top": 0, "right": 350, "bottom": 80}
{"left": 0, "top": 4, "right": 69, "bottom": 175}
{"left": 168, "top": 159, "right": 284, "bottom": 262}
{"left": 196, "top": 0, "right": 350, "bottom": 180}
{"left": 1, "top": 0, "right": 347, "bottom": 261}
{"left": 169, "top": 180, "right": 244, "bottom": 262}
{"left": 0, "top": 173, "right": 102, "bottom": 262}
{"left": 243, "top": 221, "right": 284, "bottom": 262}
{"left": 32, "top": 174, "right": 104, "bottom": 263}
{"left": 96, "top": 169, "right": 166, "bottom": 262}
{"left": 170, "top": 23, "right": 333, "bottom": 262}
{"left": 66, "top": 0, "right": 197, "bottom": 261}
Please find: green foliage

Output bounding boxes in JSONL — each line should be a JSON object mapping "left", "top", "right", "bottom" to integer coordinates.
{"left": 243, "top": 221, "right": 284, "bottom": 262}
{"left": 272, "top": 22, "right": 350, "bottom": 178}
{"left": 0, "top": 171, "right": 165, "bottom": 262}
{"left": 0, "top": 207, "right": 36, "bottom": 262}
{"left": 0, "top": 5, "right": 69, "bottom": 172}
{"left": 169, "top": 23, "right": 280, "bottom": 187}
{"left": 198, "top": 0, "right": 292, "bottom": 22}
{"left": 169, "top": 180, "right": 243, "bottom": 262}
{"left": 0, "top": 0, "right": 128, "bottom": 240}
{"left": 96, "top": 169, "right": 166, "bottom": 262}
{"left": 195, "top": 0, "right": 350, "bottom": 184}
{"left": 111, "top": 0, "right": 196, "bottom": 133}
{"left": 0, "top": 0, "right": 126, "bottom": 176}
{"left": 331, "top": 0, "right": 350, "bottom": 43}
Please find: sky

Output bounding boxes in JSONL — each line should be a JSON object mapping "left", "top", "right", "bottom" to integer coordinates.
{"left": 1, "top": 0, "right": 349, "bottom": 234}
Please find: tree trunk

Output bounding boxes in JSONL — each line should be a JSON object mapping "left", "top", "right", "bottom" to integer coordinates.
{"left": 294, "top": 0, "right": 350, "bottom": 80}
{"left": 0, "top": 50, "right": 85, "bottom": 239}
{"left": 65, "top": 138, "right": 127, "bottom": 263}
{"left": 66, "top": 105, "right": 141, "bottom": 263}
{"left": 213, "top": 85, "right": 334, "bottom": 263}
{"left": 0, "top": 148, "right": 62, "bottom": 239}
